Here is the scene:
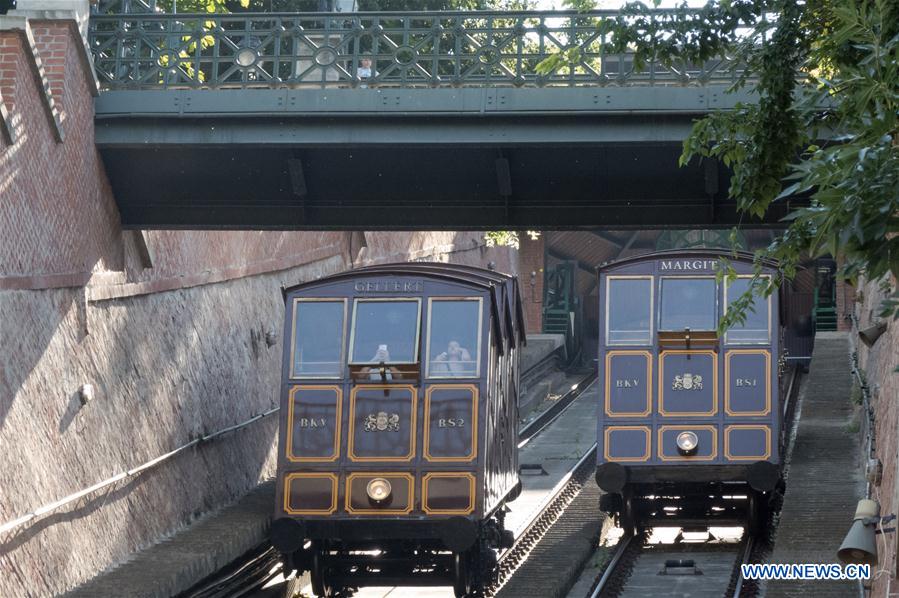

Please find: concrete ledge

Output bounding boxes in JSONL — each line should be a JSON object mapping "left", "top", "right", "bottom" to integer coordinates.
{"left": 11, "top": 0, "right": 91, "bottom": 39}
{"left": 521, "top": 333, "right": 566, "bottom": 372}
{"left": 65, "top": 481, "right": 275, "bottom": 598}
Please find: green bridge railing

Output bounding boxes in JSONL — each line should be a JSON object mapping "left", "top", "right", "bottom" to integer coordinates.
{"left": 88, "top": 7, "right": 747, "bottom": 91}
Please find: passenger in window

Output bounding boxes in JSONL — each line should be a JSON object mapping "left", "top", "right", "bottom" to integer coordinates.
{"left": 433, "top": 341, "right": 473, "bottom": 377}
{"left": 371, "top": 344, "right": 391, "bottom": 363}
{"left": 363, "top": 344, "right": 397, "bottom": 381}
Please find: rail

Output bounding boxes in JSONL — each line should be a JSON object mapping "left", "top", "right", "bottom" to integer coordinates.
{"left": 87, "top": 8, "right": 748, "bottom": 91}
{"left": 780, "top": 363, "right": 803, "bottom": 454}
{"left": 731, "top": 535, "right": 754, "bottom": 598}
{"left": 490, "top": 442, "right": 597, "bottom": 595}
{"left": 588, "top": 533, "right": 634, "bottom": 598}
{"left": 518, "top": 371, "right": 595, "bottom": 449}
{"left": 0, "top": 407, "right": 279, "bottom": 536}
{"left": 589, "top": 533, "right": 754, "bottom": 598}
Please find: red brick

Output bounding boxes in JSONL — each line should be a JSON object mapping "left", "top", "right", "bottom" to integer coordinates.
{"left": 28, "top": 24, "right": 71, "bottom": 112}
{"left": 518, "top": 234, "right": 545, "bottom": 334}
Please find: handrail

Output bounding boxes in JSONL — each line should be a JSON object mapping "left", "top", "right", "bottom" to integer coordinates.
{"left": 87, "top": 8, "right": 748, "bottom": 91}
{"left": 1, "top": 340, "right": 562, "bottom": 537}
{"left": 0, "top": 407, "right": 279, "bottom": 536}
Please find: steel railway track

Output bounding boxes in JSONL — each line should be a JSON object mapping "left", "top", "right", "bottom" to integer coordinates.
{"left": 587, "top": 533, "right": 755, "bottom": 598}
{"left": 488, "top": 445, "right": 598, "bottom": 597}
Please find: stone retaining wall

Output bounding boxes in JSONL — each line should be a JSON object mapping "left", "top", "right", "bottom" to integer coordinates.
{"left": 852, "top": 275, "right": 899, "bottom": 597}
{"left": 0, "top": 11, "right": 518, "bottom": 596}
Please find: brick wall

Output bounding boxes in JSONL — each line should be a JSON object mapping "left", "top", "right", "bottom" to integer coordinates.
{"left": 29, "top": 21, "right": 70, "bottom": 110}
{"left": 0, "top": 21, "right": 122, "bottom": 286}
{"left": 851, "top": 275, "right": 899, "bottom": 598}
{"left": 0, "top": 16, "right": 518, "bottom": 596}
{"left": 518, "top": 234, "right": 545, "bottom": 334}
{"left": 835, "top": 276, "right": 855, "bottom": 332}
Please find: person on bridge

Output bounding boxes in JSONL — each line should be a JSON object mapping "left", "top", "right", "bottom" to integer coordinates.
{"left": 359, "top": 58, "right": 375, "bottom": 88}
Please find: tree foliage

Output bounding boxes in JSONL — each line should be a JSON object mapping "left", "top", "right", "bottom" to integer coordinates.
{"left": 543, "top": 0, "right": 898, "bottom": 330}
{"left": 484, "top": 231, "right": 541, "bottom": 249}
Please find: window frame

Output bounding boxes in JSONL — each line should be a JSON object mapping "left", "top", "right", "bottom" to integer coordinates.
{"left": 657, "top": 275, "right": 719, "bottom": 333}
{"left": 425, "top": 296, "right": 484, "bottom": 379}
{"left": 605, "top": 275, "right": 654, "bottom": 346}
{"left": 289, "top": 297, "right": 348, "bottom": 380}
{"left": 348, "top": 297, "right": 423, "bottom": 366}
{"left": 724, "top": 274, "right": 772, "bottom": 345}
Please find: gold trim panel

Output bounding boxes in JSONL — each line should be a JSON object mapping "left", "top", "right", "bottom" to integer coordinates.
{"left": 724, "top": 350, "right": 771, "bottom": 417}
{"left": 657, "top": 425, "right": 718, "bottom": 462}
{"left": 347, "top": 385, "right": 417, "bottom": 463}
{"left": 724, "top": 425, "right": 772, "bottom": 461}
{"left": 604, "top": 350, "right": 653, "bottom": 418}
{"left": 603, "top": 425, "right": 652, "bottom": 463}
{"left": 658, "top": 349, "right": 719, "bottom": 417}
{"left": 283, "top": 472, "right": 338, "bottom": 516}
{"left": 422, "top": 472, "right": 476, "bottom": 515}
{"left": 424, "top": 384, "right": 479, "bottom": 462}
{"left": 345, "top": 472, "right": 415, "bottom": 515}
{"left": 286, "top": 385, "right": 342, "bottom": 463}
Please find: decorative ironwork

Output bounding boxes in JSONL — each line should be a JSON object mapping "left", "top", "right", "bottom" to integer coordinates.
{"left": 88, "top": 9, "right": 744, "bottom": 90}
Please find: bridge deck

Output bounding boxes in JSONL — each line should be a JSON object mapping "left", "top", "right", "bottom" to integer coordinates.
{"left": 85, "top": 8, "right": 802, "bottom": 230}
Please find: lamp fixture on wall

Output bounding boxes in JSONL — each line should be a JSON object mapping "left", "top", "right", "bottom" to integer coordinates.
{"left": 859, "top": 322, "right": 887, "bottom": 347}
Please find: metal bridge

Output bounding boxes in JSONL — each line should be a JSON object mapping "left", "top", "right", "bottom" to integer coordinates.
{"left": 89, "top": 5, "right": 793, "bottom": 230}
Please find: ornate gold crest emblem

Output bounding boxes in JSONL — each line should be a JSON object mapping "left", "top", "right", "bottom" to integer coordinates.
{"left": 672, "top": 373, "right": 703, "bottom": 391}
{"left": 364, "top": 411, "right": 400, "bottom": 432}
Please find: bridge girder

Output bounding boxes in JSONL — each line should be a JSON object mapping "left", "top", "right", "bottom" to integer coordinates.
{"left": 95, "top": 87, "right": 797, "bottom": 230}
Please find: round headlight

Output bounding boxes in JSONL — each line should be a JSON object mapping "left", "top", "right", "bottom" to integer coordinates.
{"left": 366, "top": 478, "right": 392, "bottom": 503}
{"left": 676, "top": 431, "right": 699, "bottom": 455}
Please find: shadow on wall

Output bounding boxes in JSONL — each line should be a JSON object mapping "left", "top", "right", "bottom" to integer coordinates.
{"left": 0, "top": 234, "right": 514, "bottom": 596}
{"left": 0, "top": 471, "right": 151, "bottom": 554}
{"left": 0, "top": 272, "right": 285, "bottom": 597}
{"left": 0, "top": 291, "right": 82, "bottom": 429}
